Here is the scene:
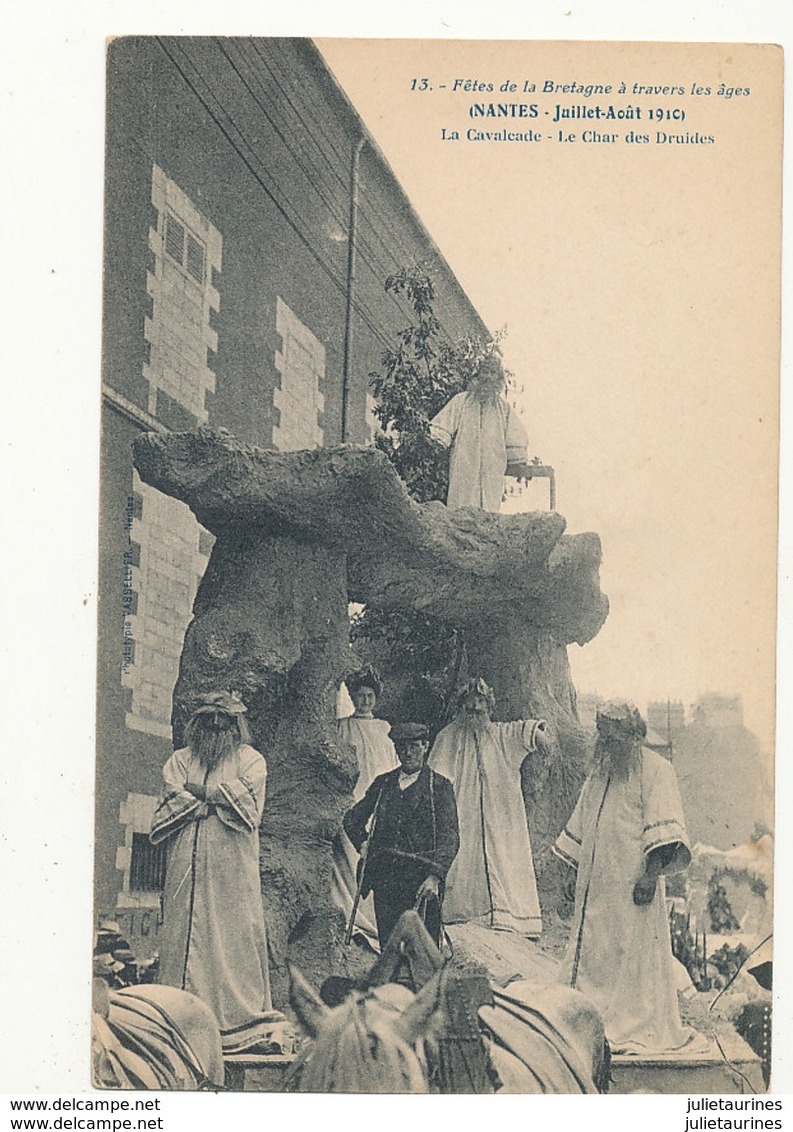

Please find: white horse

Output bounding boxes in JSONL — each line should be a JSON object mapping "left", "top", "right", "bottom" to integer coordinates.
{"left": 287, "top": 912, "right": 609, "bottom": 1094}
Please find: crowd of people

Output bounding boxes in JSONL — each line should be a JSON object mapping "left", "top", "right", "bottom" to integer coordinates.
{"left": 143, "top": 356, "right": 703, "bottom": 1063}
{"left": 147, "top": 677, "right": 701, "bottom": 1060}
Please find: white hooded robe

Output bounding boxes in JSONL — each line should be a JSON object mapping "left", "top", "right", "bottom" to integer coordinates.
{"left": 428, "top": 716, "right": 546, "bottom": 935}
{"left": 430, "top": 391, "right": 528, "bottom": 511}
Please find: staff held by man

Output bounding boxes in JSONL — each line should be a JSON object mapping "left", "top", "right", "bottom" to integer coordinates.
{"left": 343, "top": 722, "right": 460, "bottom": 949}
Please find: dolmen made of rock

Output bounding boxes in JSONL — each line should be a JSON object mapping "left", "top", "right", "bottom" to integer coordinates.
{"left": 133, "top": 427, "right": 608, "bottom": 645}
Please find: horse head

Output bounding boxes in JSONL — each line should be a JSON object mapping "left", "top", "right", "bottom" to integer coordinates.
{"left": 287, "top": 961, "right": 445, "bottom": 1093}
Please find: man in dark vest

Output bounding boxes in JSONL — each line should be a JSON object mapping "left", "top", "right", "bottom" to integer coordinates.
{"left": 344, "top": 722, "right": 460, "bottom": 949}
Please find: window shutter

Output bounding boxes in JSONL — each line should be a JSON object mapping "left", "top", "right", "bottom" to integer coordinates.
{"left": 164, "top": 215, "right": 185, "bottom": 264}
{"left": 186, "top": 233, "right": 205, "bottom": 283}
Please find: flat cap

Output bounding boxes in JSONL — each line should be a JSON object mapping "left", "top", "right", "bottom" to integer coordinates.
{"left": 389, "top": 722, "right": 429, "bottom": 742}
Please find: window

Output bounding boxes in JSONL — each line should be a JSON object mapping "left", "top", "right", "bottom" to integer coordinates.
{"left": 129, "top": 832, "right": 168, "bottom": 892}
{"left": 273, "top": 297, "right": 326, "bottom": 451}
{"left": 185, "top": 233, "right": 205, "bottom": 284}
{"left": 145, "top": 166, "right": 221, "bottom": 425}
{"left": 163, "top": 211, "right": 206, "bottom": 285}
{"left": 123, "top": 472, "right": 213, "bottom": 738}
{"left": 164, "top": 214, "right": 184, "bottom": 262}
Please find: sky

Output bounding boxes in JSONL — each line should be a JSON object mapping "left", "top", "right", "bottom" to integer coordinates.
{"left": 316, "top": 38, "right": 781, "bottom": 749}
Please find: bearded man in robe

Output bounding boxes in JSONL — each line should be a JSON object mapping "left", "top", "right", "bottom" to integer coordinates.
{"left": 427, "top": 678, "right": 549, "bottom": 937}
{"left": 553, "top": 700, "right": 707, "bottom": 1055}
{"left": 429, "top": 355, "right": 528, "bottom": 512}
{"left": 150, "top": 691, "right": 283, "bottom": 1055}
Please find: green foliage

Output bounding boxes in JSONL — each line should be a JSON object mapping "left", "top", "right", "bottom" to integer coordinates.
{"left": 669, "top": 905, "right": 711, "bottom": 990}
{"left": 350, "top": 605, "right": 461, "bottom": 729}
{"left": 369, "top": 262, "right": 503, "bottom": 503}
{"left": 709, "top": 940, "right": 751, "bottom": 980}
{"left": 352, "top": 264, "right": 506, "bottom": 723}
{"left": 711, "top": 864, "right": 768, "bottom": 901}
{"left": 351, "top": 605, "right": 457, "bottom": 677}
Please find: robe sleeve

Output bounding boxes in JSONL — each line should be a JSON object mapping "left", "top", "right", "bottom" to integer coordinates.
{"left": 504, "top": 404, "right": 529, "bottom": 464}
{"left": 521, "top": 718, "right": 547, "bottom": 752}
{"left": 429, "top": 393, "right": 464, "bottom": 449}
{"left": 209, "top": 745, "right": 267, "bottom": 833}
{"left": 498, "top": 719, "right": 548, "bottom": 771}
{"left": 149, "top": 751, "right": 201, "bottom": 844}
{"left": 552, "top": 784, "right": 586, "bottom": 870}
{"left": 640, "top": 753, "right": 691, "bottom": 873}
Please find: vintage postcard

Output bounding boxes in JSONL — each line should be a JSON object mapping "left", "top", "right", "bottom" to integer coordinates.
{"left": 91, "top": 36, "right": 781, "bottom": 1097}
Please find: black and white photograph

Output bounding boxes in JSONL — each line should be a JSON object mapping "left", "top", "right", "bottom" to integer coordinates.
{"left": 89, "top": 35, "right": 780, "bottom": 1095}
{"left": 3, "top": 2, "right": 792, "bottom": 1119}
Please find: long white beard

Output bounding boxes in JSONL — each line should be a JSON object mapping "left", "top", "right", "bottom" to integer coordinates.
{"left": 595, "top": 736, "right": 640, "bottom": 779}
{"left": 468, "top": 385, "right": 502, "bottom": 406}
{"left": 193, "top": 730, "right": 237, "bottom": 772}
{"left": 462, "top": 711, "right": 492, "bottom": 734}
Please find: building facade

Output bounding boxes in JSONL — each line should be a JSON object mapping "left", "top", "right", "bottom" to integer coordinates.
{"left": 97, "top": 36, "right": 490, "bottom": 930}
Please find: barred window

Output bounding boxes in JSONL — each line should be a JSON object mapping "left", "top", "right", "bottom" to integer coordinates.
{"left": 129, "top": 832, "right": 168, "bottom": 892}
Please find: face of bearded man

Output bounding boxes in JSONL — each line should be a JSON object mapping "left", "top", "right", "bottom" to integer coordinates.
{"left": 461, "top": 692, "right": 493, "bottom": 732}
{"left": 468, "top": 358, "right": 505, "bottom": 404}
{"left": 595, "top": 722, "right": 640, "bottom": 778}
{"left": 190, "top": 711, "right": 239, "bottom": 771}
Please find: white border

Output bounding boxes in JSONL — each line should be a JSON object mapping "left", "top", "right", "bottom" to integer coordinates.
{"left": 3, "top": 0, "right": 790, "bottom": 1113}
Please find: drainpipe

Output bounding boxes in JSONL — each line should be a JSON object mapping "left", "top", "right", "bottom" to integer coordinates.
{"left": 341, "top": 137, "right": 365, "bottom": 442}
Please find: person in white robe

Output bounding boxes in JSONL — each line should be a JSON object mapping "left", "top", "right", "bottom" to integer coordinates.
{"left": 150, "top": 691, "right": 282, "bottom": 1056}
{"left": 553, "top": 700, "right": 708, "bottom": 1055}
{"left": 332, "top": 670, "right": 398, "bottom": 946}
{"left": 430, "top": 355, "right": 529, "bottom": 512}
{"left": 428, "top": 677, "right": 549, "bottom": 936}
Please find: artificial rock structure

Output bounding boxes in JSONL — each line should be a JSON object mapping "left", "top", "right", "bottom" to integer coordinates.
{"left": 133, "top": 427, "right": 608, "bottom": 996}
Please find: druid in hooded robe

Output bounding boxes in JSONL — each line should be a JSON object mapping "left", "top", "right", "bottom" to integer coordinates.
{"left": 331, "top": 670, "right": 398, "bottom": 945}
{"left": 430, "top": 355, "right": 528, "bottom": 512}
{"left": 150, "top": 692, "right": 281, "bottom": 1056}
{"left": 428, "top": 678, "right": 549, "bottom": 936}
{"left": 553, "top": 700, "right": 708, "bottom": 1056}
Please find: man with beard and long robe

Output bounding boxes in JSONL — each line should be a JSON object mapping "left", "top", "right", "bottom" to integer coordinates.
{"left": 429, "top": 355, "right": 529, "bottom": 512}
{"left": 331, "top": 669, "right": 398, "bottom": 946}
{"left": 150, "top": 691, "right": 283, "bottom": 1056}
{"left": 428, "top": 678, "right": 549, "bottom": 937}
{"left": 553, "top": 700, "right": 708, "bottom": 1055}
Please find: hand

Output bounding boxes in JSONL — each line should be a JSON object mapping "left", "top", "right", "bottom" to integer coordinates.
{"left": 534, "top": 726, "right": 551, "bottom": 757}
{"left": 185, "top": 782, "right": 207, "bottom": 801}
{"left": 506, "top": 460, "right": 538, "bottom": 482}
{"left": 633, "top": 874, "right": 657, "bottom": 906}
{"left": 416, "top": 875, "right": 440, "bottom": 902}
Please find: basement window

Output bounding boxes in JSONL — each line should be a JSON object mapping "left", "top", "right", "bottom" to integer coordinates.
{"left": 128, "top": 832, "right": 168, "bottom": 892}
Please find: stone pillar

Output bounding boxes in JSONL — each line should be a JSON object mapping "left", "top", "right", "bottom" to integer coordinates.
{"left": 133, "top": 432, "right": 608, "bottom": 969}
{"left": 171, "top": 526, "right": 358, "bottom": 1002}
